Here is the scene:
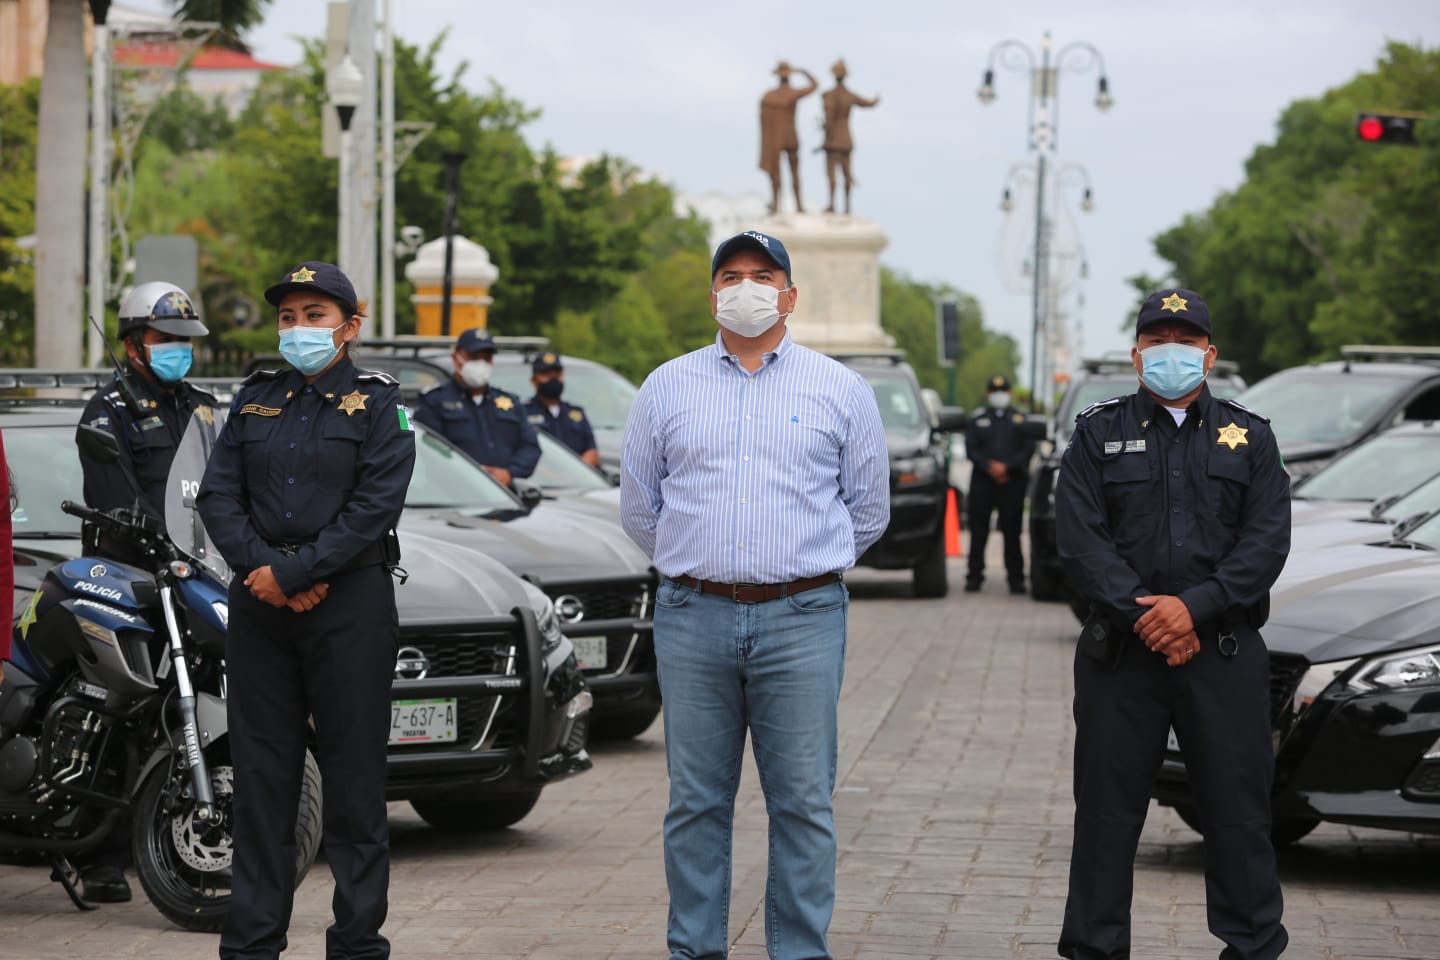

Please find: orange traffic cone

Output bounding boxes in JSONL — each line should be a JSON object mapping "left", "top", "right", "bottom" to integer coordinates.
{"left": 944, "top": 488, "right": 962, "bottom": 558}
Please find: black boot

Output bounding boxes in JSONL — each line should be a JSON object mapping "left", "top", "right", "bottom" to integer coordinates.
{"left": 81, "top": 864, "right": 131, "bottom": 903}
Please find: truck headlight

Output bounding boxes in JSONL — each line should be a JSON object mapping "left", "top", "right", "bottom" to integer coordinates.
{"left": 535, "top": 599, "right": 564, "bottom": 654}
{"left": 1348, "top": 644, "right": 1440, "bottom": 691}
{"left": 894, "top": 456, "right": 938, "bottom": 488}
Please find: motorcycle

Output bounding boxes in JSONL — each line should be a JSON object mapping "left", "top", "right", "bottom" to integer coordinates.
{"left": 0, "top": 411, "right": 322, "bottom": 931}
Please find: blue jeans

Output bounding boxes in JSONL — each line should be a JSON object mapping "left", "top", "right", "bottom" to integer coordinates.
{"left": 654, "top": 577, "right": 848, "bottom": 960}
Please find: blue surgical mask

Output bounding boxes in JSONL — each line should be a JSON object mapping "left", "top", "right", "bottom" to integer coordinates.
{"left": 279, "top": 324, "right": 342, "bottom": 376}
{"left": 1139, "top": 342, "right": 1208, "bottom": 400}
{"left": 147, "top": 342, "right": 193, "bottom": 383}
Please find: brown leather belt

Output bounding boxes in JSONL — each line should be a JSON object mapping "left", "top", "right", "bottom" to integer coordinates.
{"left": 672, "top": 572, "right": 842, "bottom": 604}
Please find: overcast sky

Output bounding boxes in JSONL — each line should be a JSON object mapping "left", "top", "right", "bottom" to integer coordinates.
{"left": 164, "top": 1, "right": 1438, "bottom": 376}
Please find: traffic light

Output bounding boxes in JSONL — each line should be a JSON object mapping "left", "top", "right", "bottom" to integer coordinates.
{"left": 1355, "top": 112, "right": 1419, "bottom": 145}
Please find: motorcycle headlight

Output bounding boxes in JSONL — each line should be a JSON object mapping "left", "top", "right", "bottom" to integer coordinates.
{"left": 1348, "top": 644, "right": 1440, "bottom": 692}
{"left": 894, "top": 456, "right": 939, "bottom": 488}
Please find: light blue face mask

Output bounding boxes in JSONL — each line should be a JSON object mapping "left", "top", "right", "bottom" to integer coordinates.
{"left": 1139, "top": 342, "right": 1209, "bottom": 400}
{"left": 146, "top": 342, "right": 193, "bottom": 384}
{"left": 279, "top": 324, "right": 342, "bottom": 376}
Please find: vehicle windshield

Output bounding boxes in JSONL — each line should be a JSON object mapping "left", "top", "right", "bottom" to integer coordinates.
{"left": 1294, "top": 434, "right": 1440, "bottom": 502}
{"left": 1378, "top": 472, "right": 1440, "bottom": 522}
{"left": 1237, "top": 373, "right": 1400, "bottom": 447}
{"left": 6, "top": 422, "right": 86, "bottom": 536}
{"left": 531, "top": 432, "right": 612, "bottom": 492}
{"left": 489, "top": 361, "right": 639, "bottom": 430}
{"left": 859, "top": 369, "right": 926, "bottom": 432}
{"left": 405, "top": 426, "right": 521, "bottom": 511}
{"left": 165, "top": 409, "right": 232, "bottom": 584}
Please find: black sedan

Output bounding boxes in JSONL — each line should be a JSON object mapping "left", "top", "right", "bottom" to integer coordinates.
{"left": 1152, "top": 510, "right": 1440, "bottom": 844}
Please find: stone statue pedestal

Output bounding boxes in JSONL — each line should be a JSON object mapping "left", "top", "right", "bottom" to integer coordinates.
{"left": 748, "top": 213, "right": 893, "bottom": 352}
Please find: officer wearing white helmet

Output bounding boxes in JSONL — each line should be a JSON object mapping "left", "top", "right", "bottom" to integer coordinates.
{"left": 73, "top": 282, "right": 218, "bottom": 903}
{"left": 78, "top": 282, "right": 218, "bottom": 535}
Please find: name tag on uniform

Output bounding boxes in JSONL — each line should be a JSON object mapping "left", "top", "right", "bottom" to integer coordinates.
{"left": 1104, "top": 439, "right": 1147, "bottom": 455}
{"left": 527, "top": 414, "right": 545, "bottom": 425}
{"left": 1124, "top": 440, "right": 1146, "bottom": 453}
{"left": 976, "top": 417, "right": 991, "bottom": 428}
{"left": 139, "top": 416, "right": 166, "bottom": 431}
{"left": 239, "top": 403, "right": 282, "bottom": 417}
{"left": 1104, "top": 441, "right": 1122, "bottom": 455}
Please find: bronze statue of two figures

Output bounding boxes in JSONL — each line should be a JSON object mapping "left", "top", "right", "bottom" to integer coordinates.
{"left": 759, "top": 60, "right": 879, "bottom": 215}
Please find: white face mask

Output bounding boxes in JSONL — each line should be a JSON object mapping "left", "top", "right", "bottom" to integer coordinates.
{"left": 714, "top": 278, "right": 788, "bottom": 339}
{"left": 988, "top": 391, "right": 1011, "bottom": 409}
{"left": 459, "top": 358, "right": 493, "bottom": 388}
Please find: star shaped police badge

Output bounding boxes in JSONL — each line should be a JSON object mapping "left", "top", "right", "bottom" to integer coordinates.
{"left": 290, "top": 266, "right": 317, "bottom": 283}
{"left": 1160, "top": 292, "right": 1189, "bottom": 314}
{"left": 338, "top": 390, "right": 369, "bottom": 416}
{"left": 1216, "top": 422, "right": 1249, "bottom": 450}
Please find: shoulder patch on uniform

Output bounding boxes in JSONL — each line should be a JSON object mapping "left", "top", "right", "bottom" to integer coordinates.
{"left": 1217, "top": 396, "right": 1270, "bottom": 423}
{"left": 242, "top": 368, "right": 283, "bottom": 386}
{"left": 1077, "top": 396, "right": 1125, "bottom": 418}
{"left": 355, "top": 370, "right": 399, "bottom": 386}
{"left": 568, "top": 409, "right": 585, "bottom": 422}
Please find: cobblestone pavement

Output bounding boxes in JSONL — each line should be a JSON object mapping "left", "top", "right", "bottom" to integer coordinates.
{"left": 2, "top": 553, "right": 1438, "bottom": 959}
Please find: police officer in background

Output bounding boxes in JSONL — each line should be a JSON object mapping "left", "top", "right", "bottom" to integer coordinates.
{"left": 524, "top": 351, "right": 600, "bottom": 467}
{"left": 414, "top": 327, "right": 540, "bottom": 487}
{"left": 198, "top": 261, "right": 416, "bottom": 960}
{"left": 964, "top": 374, "right": 1034, "bottom": 593}
{"left": 79, "top": 282, "right": 217, "bottom": 529}
{"left": 74, "top": 281, "right": 216, "bottom": 903}
{"left": 1054, "top": 289, "right": 1290, "bottom": 960}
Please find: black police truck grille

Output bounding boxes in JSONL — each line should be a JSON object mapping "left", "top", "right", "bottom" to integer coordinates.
{"left": 549, "top": 581, "right": 652, "bottom": 623}
{"left": 1268, "top": 654, "right": 1309, "bottom": 726}
{"left": 412, "top": 637, "right": 514, "bottom": 677}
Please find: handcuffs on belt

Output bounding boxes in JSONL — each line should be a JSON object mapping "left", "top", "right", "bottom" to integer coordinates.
{"left": 1217, "top": 629, "right": 1239, "bottom": 657}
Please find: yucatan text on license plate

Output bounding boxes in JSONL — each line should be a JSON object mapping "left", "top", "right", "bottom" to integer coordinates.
{"left": 571, "top": 635, "right": 607, "bottom": 670}
{"left": 389, "top": 698, "right": 457, "bottom": 745}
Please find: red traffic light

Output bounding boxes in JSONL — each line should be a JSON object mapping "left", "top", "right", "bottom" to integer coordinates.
{"left": 1355, "top": 111, "right": 1419, "bottom": 145}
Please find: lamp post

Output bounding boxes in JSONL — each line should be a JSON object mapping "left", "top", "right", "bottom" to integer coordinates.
{"left": 979, "top": 32, "right": 1112, "bottom": 411}
{"left": 86, "top": 0, "right": 112, "bottom": 368}
{"left": 327, "top": 55, "right": 363, "bottom": 274}
{"left": 439, "top": 151, "right": 467, "bottom": 336}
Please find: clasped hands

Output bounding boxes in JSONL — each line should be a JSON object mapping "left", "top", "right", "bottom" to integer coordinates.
{"left": 1134, "top": 595, "right": 1200, "bottom": 667}
{"left": 985, "top": 459, "right": 1009, "bottom": 483}
{"left": 245, "top": 565, "right": 329, "bottom": 613}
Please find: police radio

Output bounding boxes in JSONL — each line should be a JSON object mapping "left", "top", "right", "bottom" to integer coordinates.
{"left": 88, "top": 313, "right": 148, "bottom": 420}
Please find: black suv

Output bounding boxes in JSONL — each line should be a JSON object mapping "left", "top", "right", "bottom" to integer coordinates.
{"left": 1230, "top": 345, "right": 1440, "bottom": 485}
{"left": 1026, "top": 354, "right": 1246, "bottom": 610}
{"left": 834, "top": 354, "right": 967, "bottom": 598}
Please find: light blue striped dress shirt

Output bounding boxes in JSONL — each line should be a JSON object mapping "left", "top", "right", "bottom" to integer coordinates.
{"left": 620, "top": 331, "right": 891, "bottom": 583}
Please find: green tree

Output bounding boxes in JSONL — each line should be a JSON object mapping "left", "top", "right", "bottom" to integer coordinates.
{"left": 1141, "top": 42, "right": 1440, "bottom": 378}
{"left": 0, "top": 79, "right": 40, "bottom": 363}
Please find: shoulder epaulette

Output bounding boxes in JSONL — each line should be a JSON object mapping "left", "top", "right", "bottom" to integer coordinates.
{"left": 419, "top": 381, "right": 446, "bottom": 396}
{"left": 1077, "top": 396, "right": 1125, "bottom": 419}
{"left": 1217, "top": 396, "right": 1270, "bottom": 423}
{"left": 355, "top": 370, "right": 399, "bottom": 386}
{"left": 241, "top": 368, "right": 283, "bottom": 386}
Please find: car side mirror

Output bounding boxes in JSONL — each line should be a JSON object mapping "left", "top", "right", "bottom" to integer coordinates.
{"left": 599, "top": 464, "right": 621, "bottom": 487}
{"left": 76, "top": 423, "right": 122, "bottom": 464}
{"left": 1020, "top": 416, "right": 1051, "bottom": 442}
{"left": 934, "top": 407, "right": 968, "bottom": 433}
{"left": 512, "top": 479, "right": 544, "bottom": 509}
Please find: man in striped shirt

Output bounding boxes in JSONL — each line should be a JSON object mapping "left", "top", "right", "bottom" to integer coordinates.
{"left": 621, "top": 230, "right": 890, "bottom": 960}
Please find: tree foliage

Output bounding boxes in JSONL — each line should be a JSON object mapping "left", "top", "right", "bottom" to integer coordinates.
{"left": 1140, "top": 42, "right": 1440, "bottom": 379}
{"left": 0, "top": 79, "right": 40, "bottom": 361}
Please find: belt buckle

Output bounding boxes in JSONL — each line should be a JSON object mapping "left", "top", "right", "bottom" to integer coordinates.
{"left": 732, "top": 581, "right": 759, "bottom": 603}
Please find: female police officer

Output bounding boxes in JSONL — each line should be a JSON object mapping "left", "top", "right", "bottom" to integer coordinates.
{"left": 198, "top": 261, "right": 415, "bottom": 960}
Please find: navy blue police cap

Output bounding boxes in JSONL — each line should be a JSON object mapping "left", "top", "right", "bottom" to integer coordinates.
{"left": 1136, "top": 288, "right": 1212, "bottom": 337}
{"left": 532, "top": 350, "right": 563, "bottom": 374}
{"left": 987, "top": 374, "right": 1012, "bottom": 392}
{"left": 711, "top": 230, "right": 792, "bottom": 280}
{"left": 456, "top": 327, "right": 496, "bottom": 355}
{"left": 264, "top": 261, "right": 358, "bottom": 312}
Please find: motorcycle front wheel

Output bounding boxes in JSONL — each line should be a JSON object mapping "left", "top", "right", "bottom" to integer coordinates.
{"left": 131, "top": 747, "right": 323, "bottom": 932}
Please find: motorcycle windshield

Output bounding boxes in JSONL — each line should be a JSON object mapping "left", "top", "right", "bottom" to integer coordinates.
{"left": 164, "top": 407, "right": 233, "bottom": 585}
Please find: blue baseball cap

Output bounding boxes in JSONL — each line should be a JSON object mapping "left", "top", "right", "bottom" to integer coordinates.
{"left": 455, "top": 327, "right": 496, "bottom": 355}
{"left": 532, "top": 350, "right": 563, "bottom": 374}
{"left": 711, "top": 231, "right": 791, "bottom": 280}
{"left": 265, "top": 261, "right": 358, "bottom": 312}
{"left": 1136, "top": 288, "right": 1212, "bottom": 337}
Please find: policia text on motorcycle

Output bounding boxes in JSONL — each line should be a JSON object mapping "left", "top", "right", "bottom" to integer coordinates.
{"left": 198, "top": 261, "right": 416, "bottom": 960}
{"left": 1054, "top": 289, "right": 1291, "bottom": 960}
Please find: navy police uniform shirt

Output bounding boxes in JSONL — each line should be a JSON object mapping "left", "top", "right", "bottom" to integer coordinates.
{"left": 79, "top": 369, "right": 218, "bottom": 529}
{"left": 1054, "top": 385, "right": 1291, "bottom": 628}
{"left": 523, "top": 397, "right": 597, "bottom": 457}
{"left": 413, "top": 379, "right": 541, "bottom": 478}
{"left": 196, "top": 356, "right": 417, "bottom": 596}
{"left": 965, "top": 405, "right": 1036, "bottom": 479}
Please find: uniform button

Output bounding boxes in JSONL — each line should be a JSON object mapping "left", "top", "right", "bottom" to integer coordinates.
{"left": 305, "top": 386, "right": 313, "bottom": 393}
{"left": 289, "top": 441, "right": 297, "bottom": 449}
{"left": 1171, "top": 469, "right": 1180, "bottom": 477}
{"left": 285, "top": 511, "right": 293, "bottom": 519}
{"left": 1172, "top": 506, "right": 1180, "bottom": 513}
{"left": 287, "top": 477, "right": 296, "bottom": 485}
{"left": 301, "top": 415, "right": 310, "bottom": 423}
{"left": 1175, "top": 540, "right": 1183, "bottom": 547}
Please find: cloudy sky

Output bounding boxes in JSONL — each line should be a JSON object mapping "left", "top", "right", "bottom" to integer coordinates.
{"left": 155, "top": 1, "right": 1437, "bottom": 376}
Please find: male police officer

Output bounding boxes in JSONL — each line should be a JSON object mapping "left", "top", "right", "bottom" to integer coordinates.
{"left": 964, "top": 374, "right": 1034, "bottom": 593}
{"left": 1054, "top": 289, "right": 1290, "bottom": 960}
{"left": 413, "top": 328, "right": 540, "bottom": 486}
{"left": 75, "top": 282, "right": 216, "bottom": 903}
{"left": 79, "top": 282, "right": 217, "bottom": 530}
{"left": 524, "top": 351, "right": 600, "bottom": 467}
